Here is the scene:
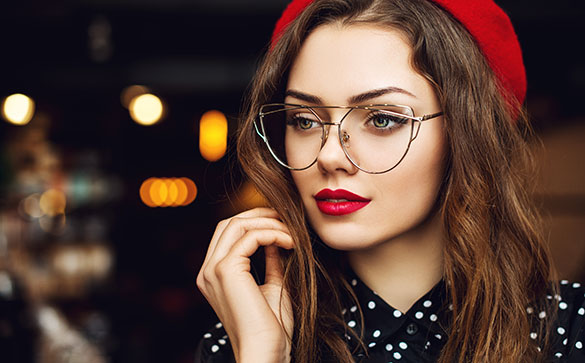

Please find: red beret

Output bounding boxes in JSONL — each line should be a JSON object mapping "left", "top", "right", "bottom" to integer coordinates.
{"left": 270, "top": 0, "right": 526, "bottom": 107}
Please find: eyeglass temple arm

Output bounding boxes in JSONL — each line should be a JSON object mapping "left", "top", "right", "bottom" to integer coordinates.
{"left": 254, "top": 121, "right": 267, "bottom": 142}
{"left": 420, "top": 111, "right": 444, "bottom": 121}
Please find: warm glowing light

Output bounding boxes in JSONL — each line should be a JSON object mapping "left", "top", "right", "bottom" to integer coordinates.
{"left": 139, "top": 177, "right": 157, "bottom": 207}
{"left": 174, "top": 178, "right": 188, "bottom": 206}
{"left": 129, "top": 93, "right": 163, "bottom": 125}
{"left": 180, "top": 177, "right": 197, "bottom": 206}
{"left": 121, "top": 85, "right": 149, "bottom": 109}
{"left": 2, "top": 93, "right": 35, "bottom": 125}
{"left": 39, "top": 189, "right": 67, "bottom": 216}
{"left": 199, "top": 110, "right": 228, "bottom": 162}
{"left": 235, "top": 181, "right": 268, "bottom": 211}
{"left": 139, "top": 177, "right": 197, "bottom": 207}
{"left": 149, "top": 178, "right": 166, "bottom": 206}
{"left": 21, "top": 193, "right": 43, "bottom": 218}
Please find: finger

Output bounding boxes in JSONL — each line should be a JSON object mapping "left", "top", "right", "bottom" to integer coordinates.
{"left": 227, "top": 229, "right": 294, "bottom": 264}
{"left": 264, "top": 245, "right": 284, "bottom": 286}
{"left": 200, "top": 208, "right": 282, "bottom": 272}
{"left": 202, "top": 230, "right": 292, "bottom": 297}
{"left": 205, "top": 208, "right": 281, "bottom": 260}
{"left": 211, "top": 217, "right": 291, "bottom": 262}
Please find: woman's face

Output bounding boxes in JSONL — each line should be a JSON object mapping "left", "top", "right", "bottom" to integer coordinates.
{"left": 285, "top": 23, "right": 447, "bottom": 251}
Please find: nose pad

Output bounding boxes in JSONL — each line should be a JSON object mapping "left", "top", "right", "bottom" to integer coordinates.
{"left": 341, "top": 130, "right": 350, "bottom": 145}
{"left": 316, "top": 123, "right": 357, "bottom": 174}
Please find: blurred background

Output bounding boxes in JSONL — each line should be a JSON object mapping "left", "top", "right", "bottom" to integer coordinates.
{"left": 0, "top": 0, "right": 583, "bottom": 362}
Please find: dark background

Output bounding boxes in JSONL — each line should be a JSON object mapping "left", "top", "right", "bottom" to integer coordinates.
{"left": 0, "top": 1, "right": 584, "bottom": 362}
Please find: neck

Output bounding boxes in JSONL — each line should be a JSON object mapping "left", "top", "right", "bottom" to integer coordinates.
{"left": 347, "top": 210, "right": 444, "bottom": 313}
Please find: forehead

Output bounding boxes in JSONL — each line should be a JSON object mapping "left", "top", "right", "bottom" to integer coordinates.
{"left": 286, "top": 23, "right": 427, "bottom": 104}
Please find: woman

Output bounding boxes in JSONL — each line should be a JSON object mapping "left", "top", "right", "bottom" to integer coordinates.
{"left": 196, "top": 0, "right": 585, "bottom": 362}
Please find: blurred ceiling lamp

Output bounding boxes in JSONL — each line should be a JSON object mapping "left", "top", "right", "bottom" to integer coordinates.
{"left": 2, "top": 93, "right": 35, "bottom": 125}
{"left": 121, "top": 85, "right": 149, "bottom": 109}
{"left": 199, "top": 110, "right": 227, "bottom": 162}
{"left": 139, "top": 177, "right": 197, "bottom": 207}
{"left": 129, "top": 93, "right": 164, "bottom": 125}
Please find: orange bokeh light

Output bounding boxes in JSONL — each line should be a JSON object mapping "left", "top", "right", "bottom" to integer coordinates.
{"left": 139, "top": 177, "right": 197, "bottom": 207}
{"left": 199, "top": 110, "right": 227, "bottom": 162}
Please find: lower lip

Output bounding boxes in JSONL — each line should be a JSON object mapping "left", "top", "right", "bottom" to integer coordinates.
{"left": 315, "top": 200, "right": 370, "bottom": 216}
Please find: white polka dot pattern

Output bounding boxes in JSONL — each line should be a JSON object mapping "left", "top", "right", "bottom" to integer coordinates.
{"left": 195, "top": 277, "right": 585, "bottom": 362}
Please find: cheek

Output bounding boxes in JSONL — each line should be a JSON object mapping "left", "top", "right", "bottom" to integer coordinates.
{"left": 373, "top": 123, "right": 447, "bottom": 223}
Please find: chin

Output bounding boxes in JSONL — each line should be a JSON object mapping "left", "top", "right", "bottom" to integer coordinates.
{"left": 311, "top": 222, "right": 392, "bottom": 252}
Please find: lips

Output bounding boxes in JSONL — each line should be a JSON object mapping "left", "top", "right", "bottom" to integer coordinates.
{"left": 314, "top": 189, "right": 371, "bottom": 216}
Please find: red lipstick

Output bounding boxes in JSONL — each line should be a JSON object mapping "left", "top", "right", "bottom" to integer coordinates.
{"left": 314, "top": 189, "right": 371, "bottom": 216}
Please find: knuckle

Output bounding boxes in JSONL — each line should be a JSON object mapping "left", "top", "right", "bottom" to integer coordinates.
{"left": 201, "top": 267, "right": 216, "bottom": 285}
{"left": 214, "top": 258, "right": 231, "bottom": 280}
{"left": 195, "top": 273, "right": 205, "bottom": 292}
{"left": 216, "top": 219, "right": 229, "bottom": 231}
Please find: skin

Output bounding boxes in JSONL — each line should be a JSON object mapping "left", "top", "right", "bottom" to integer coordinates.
{"left": 197, "top": 23, "right": 447, "bottom": 362}
{"left": 287, "top": 23, "right": 447, "bottom": 312}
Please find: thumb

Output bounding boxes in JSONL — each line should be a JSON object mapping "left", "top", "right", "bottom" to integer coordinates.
{"left": 264, "top": 245, "right": 284, "bottom": 285}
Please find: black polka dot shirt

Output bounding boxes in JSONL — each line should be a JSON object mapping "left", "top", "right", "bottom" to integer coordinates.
{"left": 195, "top": 277, "right": 585, "bottom": 362}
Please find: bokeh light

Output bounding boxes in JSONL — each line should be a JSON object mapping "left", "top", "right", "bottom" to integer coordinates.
{"left": 230, "top": 180, "right": 268, "bottom": 213}
{"left": 199, "top": 110, "right": 227, "bottom": 162}
{"left": 139, "top": 177, "right": 197, "bottom": 207}
{"left": 2, "top": 93, "right": 35, "bottom": 125}
{"left": 39, "top": 189, "right": 67, "bottom": 216}
{"left": 129, "top": 93, "right": 164, "bottom": 125}
{"left": 20, "top": 193, "right": 43, "bottom": 218}
{"left": 121, "top": 85, "right": 149, "bottom": 109}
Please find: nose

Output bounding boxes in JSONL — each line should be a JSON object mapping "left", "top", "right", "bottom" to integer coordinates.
{"left": 316, "top": 122, "right": 359, "bottom": 175}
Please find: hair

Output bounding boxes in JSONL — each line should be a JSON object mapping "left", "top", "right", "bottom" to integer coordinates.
{"left": 236, "top": 0, "right": 559, "bottom": 362}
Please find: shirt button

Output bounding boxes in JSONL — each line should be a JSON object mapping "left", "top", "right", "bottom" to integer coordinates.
{"left": 406, "top": 323, "right": 418, "bottom": 335}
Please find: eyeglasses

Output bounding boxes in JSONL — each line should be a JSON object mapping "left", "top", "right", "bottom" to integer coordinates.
{"left": 254, "top": 103, "right": 443, "bottom": 174}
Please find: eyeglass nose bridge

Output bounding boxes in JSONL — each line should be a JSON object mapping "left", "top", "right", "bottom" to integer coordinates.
{"left": 316, "top": 107, "right": 355, "bottom": 148}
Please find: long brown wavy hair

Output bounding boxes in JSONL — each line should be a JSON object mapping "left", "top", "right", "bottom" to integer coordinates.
{"left": 236, "top": 0, "right": 559, "bottom": 362}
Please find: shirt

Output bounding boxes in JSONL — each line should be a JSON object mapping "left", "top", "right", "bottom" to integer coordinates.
{"left": 195, "top": 276, "right": 585, "bottom": 362}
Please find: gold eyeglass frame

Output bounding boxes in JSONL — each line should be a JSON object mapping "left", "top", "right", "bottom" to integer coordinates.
{"left": 254, "top": 103, "right": 443, "bottom": 174}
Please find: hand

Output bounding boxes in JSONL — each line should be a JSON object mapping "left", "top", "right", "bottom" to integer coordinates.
{"left": 196, "top": 208, "right": 295, "bottom": 363}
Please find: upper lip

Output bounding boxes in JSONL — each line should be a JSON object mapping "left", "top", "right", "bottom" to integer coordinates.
{"left": 314, "top": 188, "right": 370, "bottom": 201}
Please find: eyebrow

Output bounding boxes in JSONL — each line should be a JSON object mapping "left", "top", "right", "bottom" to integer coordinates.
{"left": 284, "top": 86, "right": 417, "bottom": 105}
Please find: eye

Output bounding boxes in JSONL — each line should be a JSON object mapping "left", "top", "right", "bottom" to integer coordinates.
{"left": 297, "top": 117, "right": 315, "bottom": 130}
{"left": 287, "top": 114, "right": 320, "bottom": 130}
{"left": 367, "top": 112, "right": 408, "bottom": 129}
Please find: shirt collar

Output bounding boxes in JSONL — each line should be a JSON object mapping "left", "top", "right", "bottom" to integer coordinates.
{"left": 342, "top": 271, "right": 451, "bottom": 348}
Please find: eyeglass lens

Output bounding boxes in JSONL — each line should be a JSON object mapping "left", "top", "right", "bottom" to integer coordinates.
{"left": 259, "top": 105, "right": 416, "bottom": 173}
